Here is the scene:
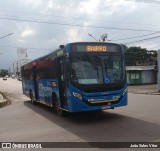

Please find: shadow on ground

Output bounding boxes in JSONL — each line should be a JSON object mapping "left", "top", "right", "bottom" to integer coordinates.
{"left": 24, "top": 100, "right": 160, "bottom": 146}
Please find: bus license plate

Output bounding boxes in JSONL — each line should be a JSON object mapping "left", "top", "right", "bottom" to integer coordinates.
{"left": 101, "top": 105, "right": 111, "bottom": 110}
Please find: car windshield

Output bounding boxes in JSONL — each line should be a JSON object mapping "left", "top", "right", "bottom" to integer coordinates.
{"left": 70, "top": 52, "right": 125, "bottom": 85}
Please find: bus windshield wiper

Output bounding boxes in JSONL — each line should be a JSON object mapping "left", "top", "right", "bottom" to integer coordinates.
{"left": 84, "top": 53, "right": 98, "bottom": 70}
{"left": 84, "top": 53, "right": 100, "bottom": 77}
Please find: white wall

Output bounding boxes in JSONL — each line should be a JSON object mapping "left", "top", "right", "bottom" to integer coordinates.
{"left": 17, "top": 48, "right": 29, "bottom": 73}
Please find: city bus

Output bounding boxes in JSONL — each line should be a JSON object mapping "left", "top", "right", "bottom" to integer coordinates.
{"left": 21, "top": 42, "right": 128, "bottom": 115}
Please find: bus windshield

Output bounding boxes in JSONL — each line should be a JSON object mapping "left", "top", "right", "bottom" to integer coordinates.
{"left": 70, "top": 52, "right": 125, "bottom": 85}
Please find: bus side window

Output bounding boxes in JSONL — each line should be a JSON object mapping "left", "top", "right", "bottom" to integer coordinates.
{"left": 23, "top": 69, "right": 30, "bottom": 80}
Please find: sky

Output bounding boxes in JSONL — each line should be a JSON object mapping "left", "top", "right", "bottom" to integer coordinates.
{"left": 0, "top": 0, "right": 160, "bottom": 69}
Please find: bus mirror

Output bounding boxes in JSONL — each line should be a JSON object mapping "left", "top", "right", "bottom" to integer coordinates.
{"left": 59, "top": 45, "right": 64, "bottom": 49}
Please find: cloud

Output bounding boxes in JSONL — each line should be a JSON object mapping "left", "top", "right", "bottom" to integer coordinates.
{"left": 18, "top": 39, "right": 26, "bottom": 43}
{"left": 21, "top": 29, "right": 34, "bottom": 38}
{"left": 66, "top": 28, "right": 82, "bottom": 42}
{"left": 44, "top": 38, "right": 60, "bottom": 50}
{"left": 47, "top": 0, "right": 54, "bottom": 9}
{"left": 22, "top": 0, "right": 43, "bottom": 7}
{"left": 0, "top": 0, "right": 160, "bottom": 69}
{"left": 79, "top": 0, "right": 101, "bottom": 15}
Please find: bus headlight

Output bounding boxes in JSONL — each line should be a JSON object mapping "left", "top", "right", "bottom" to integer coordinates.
{"left": 123, "top": 87, "right": 128, "bottom": 95}
{"left": 72, "top": 92, "right": 82, "bottom": 101}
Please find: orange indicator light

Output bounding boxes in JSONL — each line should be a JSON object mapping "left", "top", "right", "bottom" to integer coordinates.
{"left": 52, "top": 82, "right": 57, "bottom": 87}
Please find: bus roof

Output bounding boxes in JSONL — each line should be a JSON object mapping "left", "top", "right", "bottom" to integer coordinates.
{"left": 21, "top": 42, "right": 120, "bottom": 67}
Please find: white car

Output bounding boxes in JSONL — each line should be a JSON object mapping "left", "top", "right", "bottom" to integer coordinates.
{"left": 3, "top": 77, "right": 7, "bottom": 80}
{"left": 12, "top": 75, "right": 15, "bottom": 79}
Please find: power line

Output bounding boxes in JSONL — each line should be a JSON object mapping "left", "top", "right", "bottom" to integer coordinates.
{"left": 126, "top": 0, "right": 160, "bottom": 4}
{"left": 108, "top": 31, "right": 160, "bottom": 41}
{"left": 149, "top": 43, "right": 160, "bottom": 49}
{"left": 0, "top": 44, "right": 52, "bottom": 50}
{"left": 0, "top": 17, "right": 157, "bottom": 32}
{"left": 0, "top": 10, "right": 160, "bottom": 27}
{"left": 125, "top": 35, "right": 160, "bottom": 44}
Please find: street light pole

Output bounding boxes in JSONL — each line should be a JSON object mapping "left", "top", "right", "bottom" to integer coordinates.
{"left": 0, "top": 33, "right": 14, "bottom": 74}
{"left": 0, "top": 33, "right": 14, "bottom": 54}
{"left": 0, "top": 33, "right": 14, "bottom": 40}
{"left": 0, "top": 33, "right": 13, "bottom": 54}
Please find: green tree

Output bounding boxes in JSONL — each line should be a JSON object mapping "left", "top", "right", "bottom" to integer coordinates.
{"left": 0, "top": 69, "right": 9, "bottom": 77}
{"left": 124, "top": 46, "right": 156, "bottom": 66}
{"left": 147, "top": 50, "right": 157, "bottom": 65}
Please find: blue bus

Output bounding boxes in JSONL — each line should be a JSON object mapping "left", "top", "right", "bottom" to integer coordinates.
{"left": 21, "top": 42, "right": 128, "bottom": 115}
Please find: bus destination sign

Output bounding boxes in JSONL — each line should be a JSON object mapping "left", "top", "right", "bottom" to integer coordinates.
{"left": 87, "top": 45, "right": 107, "bottom": 52}
{"left": 71, "top": 43, "right": 120, "bottom": 53}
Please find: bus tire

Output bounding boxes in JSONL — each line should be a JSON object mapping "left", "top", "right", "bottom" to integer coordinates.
{"left": 52, "top": 95, "right": 64, "bottom": 116}
{"left": 30, "top": 91, "right": 36, "bottom": 105}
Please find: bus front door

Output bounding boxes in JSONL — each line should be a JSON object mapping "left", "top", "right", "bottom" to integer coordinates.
{"left": 32, "top": 67, "right": 38, "bottom": 100}
{"left": 57, "top": 57, "right": 67, "bottom": 108}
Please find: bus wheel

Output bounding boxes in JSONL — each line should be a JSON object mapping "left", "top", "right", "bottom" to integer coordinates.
{"left": 53, "top": 97, "right": 64, "bottom": 116}
{"left": 30, "top": 91, "right": 36, "bottom": 105}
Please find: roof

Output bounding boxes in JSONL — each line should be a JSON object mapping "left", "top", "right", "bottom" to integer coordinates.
{"left": 126, "top": 65, "right": 154, "bottom": 71}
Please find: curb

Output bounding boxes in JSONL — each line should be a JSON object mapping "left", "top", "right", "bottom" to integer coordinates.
{"left": 0, "top": 93, "right": 8, "bottom": 108}
{"left": 129, "top": 92, "right": 160, "bottom": 95}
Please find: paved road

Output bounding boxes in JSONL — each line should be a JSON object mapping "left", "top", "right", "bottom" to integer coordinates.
{"left": 0, "top": 78, "right": 160, "bottom": 150}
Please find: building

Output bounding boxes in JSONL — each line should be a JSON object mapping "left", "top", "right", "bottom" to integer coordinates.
{"left": 126, "top": 66, "right": 157, "bottom": 85}
{"left": 13, "top": 48, "right": 30, "bottom": 76}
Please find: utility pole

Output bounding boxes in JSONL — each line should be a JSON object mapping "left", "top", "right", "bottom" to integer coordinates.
{"left": 0, "top": 53, "right": 3, "bottom": 71}
{"left": 13, "top": 61, "right": 18, "bottom": 77}
{"left": 8, "top": 66, "right": 11, "bottom": 77}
